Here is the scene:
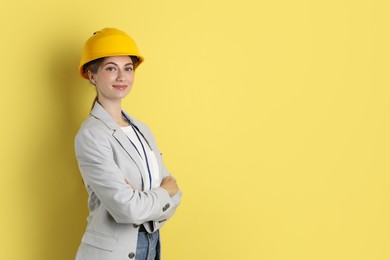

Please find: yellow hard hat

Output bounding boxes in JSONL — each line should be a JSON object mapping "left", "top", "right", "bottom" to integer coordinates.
{"left": 79, "top": 28, "right": 144, "bottom": 79}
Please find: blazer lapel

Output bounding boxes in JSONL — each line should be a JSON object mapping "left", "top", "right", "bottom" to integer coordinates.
{"left": 122, "top": 111, "right": 155, "bottom": 151}
{"left": 90, "top": 102, "right": 146, "bottom": 181}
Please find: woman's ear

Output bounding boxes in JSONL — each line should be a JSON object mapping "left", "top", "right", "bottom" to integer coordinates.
{"left": 88, "top": 70, "right": 96, "bottom": 85}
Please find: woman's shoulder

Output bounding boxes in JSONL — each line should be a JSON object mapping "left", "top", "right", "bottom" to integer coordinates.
{"left": 75, "top": 115, "right": 112, "bottom": 141}
{"left": 79, "top": 114, "right": 108, "bottom": 129}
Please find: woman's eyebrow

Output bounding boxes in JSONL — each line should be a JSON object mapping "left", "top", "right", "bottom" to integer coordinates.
{"left": 103, "top": 62, "right": 134, "bottom": 66}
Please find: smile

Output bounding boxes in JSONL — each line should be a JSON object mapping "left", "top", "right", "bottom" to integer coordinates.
{"left": 112, "top": 85, "right": 128, "bottom": 90}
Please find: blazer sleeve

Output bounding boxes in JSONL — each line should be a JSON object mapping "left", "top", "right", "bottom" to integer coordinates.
{"left": 75, "top": 125, "right": 174, "bottom": 225}
{"left": 149, "top": 152, "right": 183, "bottom": 231}
{"left": 150, "top": 190, "right": 182, "bottom": 231}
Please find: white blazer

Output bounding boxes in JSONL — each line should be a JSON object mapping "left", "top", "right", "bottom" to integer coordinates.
{"left": 74, "top": 102, "right": 182, "bottom": 260}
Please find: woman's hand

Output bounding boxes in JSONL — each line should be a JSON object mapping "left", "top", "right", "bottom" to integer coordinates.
{"left": 161, "top": 176, "right": 179, "bottom": 197}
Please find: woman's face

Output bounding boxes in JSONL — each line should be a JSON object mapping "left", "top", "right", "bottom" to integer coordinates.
{"left": 89, "top": 56, "right": 135, "bottom": 103}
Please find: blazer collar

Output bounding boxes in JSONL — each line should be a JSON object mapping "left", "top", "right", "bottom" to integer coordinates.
{"left": 90, "top": 102, "right": 148, "bottom": 185}
{"left": 90, "top": 101, "right": 125, "bottom": 130}
{"left": 90, "top": 101, "right": 143, "bottom": 132}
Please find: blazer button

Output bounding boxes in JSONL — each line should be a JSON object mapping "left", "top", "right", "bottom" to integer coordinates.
{"left": 128, "top": 252, "right": 135, "bottom": 259}
{"left": 163, "top": 203, "right": 171, "bottom": 212}
{"left": 133, "top": 224, "right": 139, "bottom": 228}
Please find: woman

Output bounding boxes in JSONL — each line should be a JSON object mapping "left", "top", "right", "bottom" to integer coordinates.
{"left": 74, "top": 28, "right": 182, "bottom": 260}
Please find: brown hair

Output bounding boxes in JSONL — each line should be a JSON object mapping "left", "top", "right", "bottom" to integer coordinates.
{"left": 82, "top": 58, "right": 105, "bottom": 76}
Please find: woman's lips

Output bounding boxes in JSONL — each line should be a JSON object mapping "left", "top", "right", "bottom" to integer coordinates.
{"left": 112, "top": 85, "right": 127, "bottom": 90}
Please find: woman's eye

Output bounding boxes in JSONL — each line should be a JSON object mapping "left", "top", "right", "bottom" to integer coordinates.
{"left": 125, "top": 67, "right": 134, "bottom": 72}
{"left": 106, "top": 67, "right": 116, "bottom": 72}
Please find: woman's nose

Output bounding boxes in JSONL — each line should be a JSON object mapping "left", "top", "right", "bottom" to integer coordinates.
{"left": 116, "top": 70, "right": 124, "bottom": 81}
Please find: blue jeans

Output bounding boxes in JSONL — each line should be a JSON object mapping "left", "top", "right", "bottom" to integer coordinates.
{"left": 136, "top": 231, "right": 160, "bottom": 260}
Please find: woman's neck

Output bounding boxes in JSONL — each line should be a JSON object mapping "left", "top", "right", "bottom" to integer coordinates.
{"left": 98, "top": 99, "right": 129, "bottom": 127}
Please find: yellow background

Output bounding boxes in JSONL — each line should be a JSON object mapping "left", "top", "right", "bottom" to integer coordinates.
{"left": 1, "top": 0, "right": 390, "bottom": 259}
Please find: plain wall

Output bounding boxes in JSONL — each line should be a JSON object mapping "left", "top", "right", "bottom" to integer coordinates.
{"left": 1, "top": 0, "right": 390, "bottom": 259}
